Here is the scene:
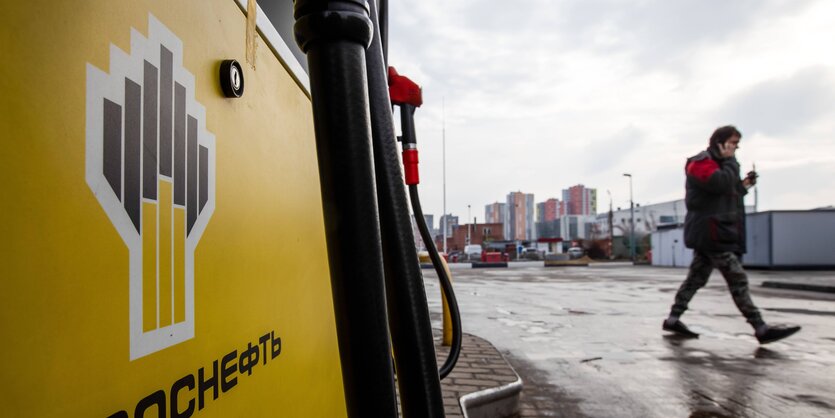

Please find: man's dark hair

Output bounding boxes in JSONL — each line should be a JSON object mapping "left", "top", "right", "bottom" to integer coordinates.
{"left": 709, "top": 125, "right": 742, "bottom": 149}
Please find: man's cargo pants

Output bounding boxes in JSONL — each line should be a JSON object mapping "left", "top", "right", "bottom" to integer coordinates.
{"left": 670, "top": 251, "right": 765, "bottom": 329}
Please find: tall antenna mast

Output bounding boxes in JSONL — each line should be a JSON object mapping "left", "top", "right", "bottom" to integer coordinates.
{"left": 442, "top": 97, "right": 447, "bottom": 254}
{"left": 753, "top": 162, "right": 758, "bottom": 213}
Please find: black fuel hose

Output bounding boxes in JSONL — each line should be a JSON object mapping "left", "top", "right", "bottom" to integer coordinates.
{"left": 366, "top": 1, "right": 446, "bottom": 416}
{"left": 379, "top": 0, "right": 389, "bottom": 66}
{"left": 409, "top": 184, "right": 462, "bottom": 379}
{"left": 293, "top": 1, "right": 399, "bottom": 415}
{"left": 373, "top": 0, "right": 461, "bottom": 383}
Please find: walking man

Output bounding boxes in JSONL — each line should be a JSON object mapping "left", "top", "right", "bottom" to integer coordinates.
{"left": 663, "top": 126, "right": 800, "bottom": 344}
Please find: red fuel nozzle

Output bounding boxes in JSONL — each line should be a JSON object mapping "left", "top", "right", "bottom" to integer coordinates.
{"left": 388, "top": 66, "right": 422, "bottom": 107}
{"left": 402, "top": 149, "right": 419, "bottom": 185}
{"left": 389, "top": 66, "right": 422, "bottom": 185}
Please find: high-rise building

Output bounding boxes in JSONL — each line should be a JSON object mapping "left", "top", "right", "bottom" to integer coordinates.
{"left": 410, "top": 214, "right": 435, "bottom": 251}
{"left": 484, "top": 202, "right": 507, "bottom": 225}
{"left": 505, "top": 191, "right": 535, "bottom": 241}
{"left": 438, "top": 214, "right": 459, "bottom": 238}
{"left": 535, "top": 219, "right": 561, "bottom": 239}
{"left": 536, "top": 198, "right": 564, "bottom": 222}
{"left": 562, "top": 184, "right": 597, "bottom": 216}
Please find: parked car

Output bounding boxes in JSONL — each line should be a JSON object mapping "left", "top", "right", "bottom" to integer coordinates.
{"left": 464, "top": 244, "right": 483, "bottom": 262}
{"left": 522, "top": 247, "right": 543, "bottom": 260}
{"left": 567, "top": 247, "right": 584, "bottom": 259}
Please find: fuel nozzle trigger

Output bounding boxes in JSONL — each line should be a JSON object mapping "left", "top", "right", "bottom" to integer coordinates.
{"left": 388, "top": 66, "right": 422, "bottom": 185}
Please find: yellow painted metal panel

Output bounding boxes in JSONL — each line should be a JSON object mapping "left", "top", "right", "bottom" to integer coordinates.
{"left": 0, "top": 1, "right": 346, "bottom": 416}
{"left": 159, "top": 181, "right": 172, "bottom": 327}
{"left": 143, "top": 201, "right": 158, "bottom": 332}
{"left": 174, "top": 207, "right": 186, "bottom": 324}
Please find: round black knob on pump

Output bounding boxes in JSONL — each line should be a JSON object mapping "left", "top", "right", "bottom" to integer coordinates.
{"left": 219, "top": 60, "right": 244, "bottom": 98}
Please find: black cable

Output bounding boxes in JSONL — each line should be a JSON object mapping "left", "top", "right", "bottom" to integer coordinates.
{"left": 409, "top": 184, "right": 462, "bottom": 379}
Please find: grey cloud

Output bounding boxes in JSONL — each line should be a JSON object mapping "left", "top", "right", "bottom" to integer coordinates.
{"left": 583, "top": 125, "right": 647, "bottom": 174}
{"left": 643, "top": 165, "right": 687, "bottom": 202}
{"left": 756, "top": 160, "right": 835, "bottom": 209}
{"left": 389, "top": 2, "right": 560, "bottom": 114}
{"left": 390, "top": 0, "right": 818, "bottom": 119}
{"left": 765, "top": 160, "right": 831, "bottom": 194}
{"left": 558, "top": 1, "right": 813, "bottom": 58}
{"left": 461, "top": 0, "right": 557, "bottom": 35}
{"left": 458, "top": 0, "right": 816, "bottom": 72}
{"left": 717, "top": 67, "right": 835, "bottom": 136}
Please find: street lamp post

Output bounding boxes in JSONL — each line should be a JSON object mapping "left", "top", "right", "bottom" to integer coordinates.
{"left": 515, "top": 203, "right": 520, "bottom": 260}
{"left": 467, "top": 204, "right": 471, "bottom": 245}
{"left": 623, "top": 173, "right": 635, "bottom": 262}
{"left": 607, "top": 190, "right": 613, "bottom": 260}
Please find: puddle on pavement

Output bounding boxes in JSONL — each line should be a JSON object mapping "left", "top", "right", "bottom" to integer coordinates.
{"left": 764, "top": 307, "right": 835, "bottom": 317}
{"left": 753, "top": 347, "right": 788, "bottom": 360}
{"left": 566, "top": 309, "right": 592, "bottom": 315}
{"left": 522, "top": 335, "right": 553, "bottom": 343}
{"left": 527, "top": 326, "right": 549, "bottom": 334}
{"left": 497, "top": 317, "right": 529, "bottom": 327}
{"left": 779, "top": 394, "right": 835, "bottom": 410}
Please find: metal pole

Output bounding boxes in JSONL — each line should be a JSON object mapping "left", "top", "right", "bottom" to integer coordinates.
{"left": 607, "top": 190, "right": 613, "bottom": 260}
{"left": 624, "top": 173, "right": 635, "bottom": 262}
{"left": 442, "top": 98, "right": 447, "bottom": 254}
{"left": 630, "top": 178, "right": 635, "bottom": 262}
{"left": 753, "top": 162, "right": 758, "bottom": 213}
{"left": 294, "top": 2, "right": 397, "bottom": 416}
{"left": 467, "top": 204, "right": 471, "bottom": 245}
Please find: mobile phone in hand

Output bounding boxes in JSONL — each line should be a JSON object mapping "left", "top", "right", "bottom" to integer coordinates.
{"left": 746, "top": 162, "right": 758, "bottom": 184}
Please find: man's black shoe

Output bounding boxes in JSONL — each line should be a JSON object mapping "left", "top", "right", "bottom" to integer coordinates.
{"left": 756, "top": 325, "right": 801, "bottom": 344}
{"left": 662, "top": 319, "right": 699, "bottom": 338}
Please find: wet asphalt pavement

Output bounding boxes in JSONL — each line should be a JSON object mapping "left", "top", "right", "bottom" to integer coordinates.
{"left": 423, "top": 262, "right": 835, "bottom": 418}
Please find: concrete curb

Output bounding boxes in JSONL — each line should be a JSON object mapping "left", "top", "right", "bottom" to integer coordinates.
{"left": 472, "top": 262, "right": 508, "bottom": 268}
{"left": 762, "top": 281, "right": 835, "bottom": 294}
{"left": 544, "top": 262, "right": 589, "bottom": 267}
{"left": 459, "top": 373, "right": 523, "bottom": 418}
{"left": 435, "top": 332, "right": 523, "bottom": 417}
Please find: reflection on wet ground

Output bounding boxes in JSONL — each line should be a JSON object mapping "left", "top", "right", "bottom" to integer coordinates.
{"left": 425, "top": 264, "right": 835, "bottom": 417}
{"left": 763, "top": 307, "right": 835, "bottom": 317}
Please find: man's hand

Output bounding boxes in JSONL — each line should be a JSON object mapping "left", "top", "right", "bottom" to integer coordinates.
{"left": 743, "top": 170, "right": 758, "bottom": 189}
{"left": 718, "top": 141, "right": 736, "bottom": 158}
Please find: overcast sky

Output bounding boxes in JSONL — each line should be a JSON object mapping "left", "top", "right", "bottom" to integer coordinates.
{"left": 386, "top": 0, "right": 835, "bottom": 224}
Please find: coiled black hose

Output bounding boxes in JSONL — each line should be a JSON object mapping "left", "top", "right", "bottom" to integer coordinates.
{"left": 409, "top": 184, "right": 462, "bottom": 379}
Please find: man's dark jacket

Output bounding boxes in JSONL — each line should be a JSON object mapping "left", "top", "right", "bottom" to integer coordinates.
{"left": 683, "top": 149, "right": 748, "bottom": 253}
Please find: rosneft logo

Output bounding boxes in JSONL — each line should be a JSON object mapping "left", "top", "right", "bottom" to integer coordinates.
{"left": 85, "top": 15, "right": 215, "bottom": 360}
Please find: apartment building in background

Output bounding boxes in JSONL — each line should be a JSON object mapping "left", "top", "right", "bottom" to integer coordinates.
{"left": 438, "top": 214, "right": 459, "bottom": 239}
{"left": 485, "top": 201, "right": 508, "bottom": 240}
{"left": 485, "top": 202, "right": 507, "bottom": 225}
{"left": 506, "top": 191, "right": 535, "bottom": 241}
{"left": 536, "top": 198, "right": 565, "bottom": 222}
{"left": 410, "top": 214, "right": 435, "bottom": 251}
{"left": 563, "top": 184, "right": 597, "bottom": 216}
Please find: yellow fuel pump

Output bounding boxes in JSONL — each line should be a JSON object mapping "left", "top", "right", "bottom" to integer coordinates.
{"left": 1, "top": 0, "right": 460, "bottom": 416}
{"left": 0, "top": 1, "right": 347, "bottom": 416}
